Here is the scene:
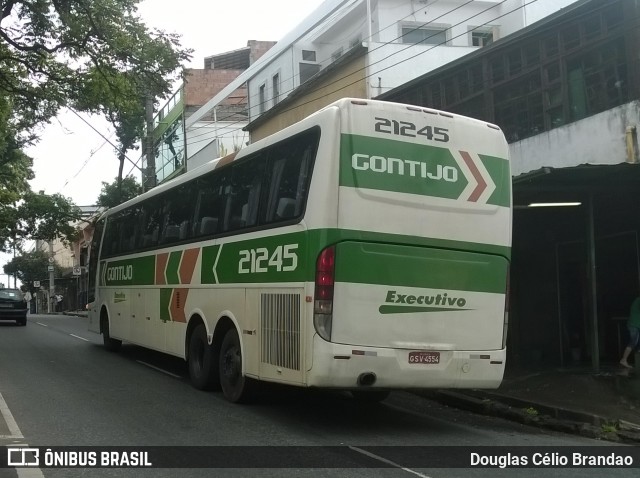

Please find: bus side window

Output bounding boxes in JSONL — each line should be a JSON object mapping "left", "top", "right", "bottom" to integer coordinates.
{"left": 158, "top": 185, "right": 195, "bottom": 245}
{"left": 276, "top": 197, "right": 296, "bottom": 219}
{"left": 119, "top": 207, "right": 140, "bottom": 254}
{"left": 224, "top": 158, "right": 265, "bottom": 232}
{"left": 141, "top": 198, "right": 162, "bottom": 249}
{"left": 193, "top": 170, "right": 225, "bottom": 238}
{"left": 262, "top": 129, "right": 317, "bottom": 225}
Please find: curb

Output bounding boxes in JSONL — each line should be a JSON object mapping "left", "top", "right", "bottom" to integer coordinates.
{"left": 63, "top": 311, "right": 89, "bottom": 318}
{"left": 420, "top": 390, "right": 640, "bottom": 444}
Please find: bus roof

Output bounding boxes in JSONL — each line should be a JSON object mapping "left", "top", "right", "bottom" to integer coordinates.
{"left": 102, "top": 98, "right": 504, "bottom": 218}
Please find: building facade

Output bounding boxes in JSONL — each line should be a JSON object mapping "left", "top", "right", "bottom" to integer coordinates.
{"left": 186, "top": 0, "right": 579, "bottom": 145}
{"left": 382, "top": 0, "right": 640, "bottom": 371}
{"left": 148, "top": 41, "right": 276, "bottom": 184}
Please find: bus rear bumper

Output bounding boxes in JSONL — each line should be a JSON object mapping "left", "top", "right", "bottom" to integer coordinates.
{"left": 307, "top": 336, "right": 506, "bottom": 390}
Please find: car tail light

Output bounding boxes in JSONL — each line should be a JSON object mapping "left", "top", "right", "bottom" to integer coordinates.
{"left": 314, "top": 246, "right": 335, "bottom": 341}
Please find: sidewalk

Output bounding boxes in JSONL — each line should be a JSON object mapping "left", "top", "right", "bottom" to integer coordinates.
{"left": 424, "top": 365, "right": 640, "bottom": 444}
{"left": 64, "top": 310, "right": 88, "bottom": 318}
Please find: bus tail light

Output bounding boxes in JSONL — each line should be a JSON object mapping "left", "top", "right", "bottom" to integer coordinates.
{"left": 502, "top": 265, "right": 510, "bottom": 349}
{"left": 314, "top": 246, "right": 335, "bottom": 341}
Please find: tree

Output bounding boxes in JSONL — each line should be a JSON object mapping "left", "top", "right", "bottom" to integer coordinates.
{"left": 16, "top": 192, "right": 82, "bottom": 245}
{"left": 0, "top": 0, "right": 192, "bottom": 187}
{"left": 0, "top": 191, "right": 82, "bottom": 252}
{"left": 3, "top": 249, "right": 63, "bottom": 288}
{"left": 0, "top": 1, "right": 189, "bottom": 248}
{"left": 0, "top": 96, "right": 35, "bottom": 249}
{"left": 96, "top": 175, "right": 142, "bottom": 208}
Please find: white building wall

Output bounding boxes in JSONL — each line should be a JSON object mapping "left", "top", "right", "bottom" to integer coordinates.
{"left": 510, "top": 101, "right": 640, "bottom": 177}
{"left": 247, "top": 48, "right": 295, "bottom": 122}
{"left": 247, "top": 0, "right": 581, "bottom": 113}
{"left": 189, "top": 0, "right": 583, "bottom": 146}
{"left": 186, "top": 121, "right": 248, "bottom": 169}
{"left": 522, "top": 0, "right": 581, "bottom": 26}
{"left": 367, "top": 43, "right": 476, "bottom": 97}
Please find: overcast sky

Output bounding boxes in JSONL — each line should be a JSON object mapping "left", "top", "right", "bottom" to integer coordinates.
{"left": 2, "top": 0, "right": 325, "bottom": 279}
{"left": 28, "top": 0, "right": 325, "bottom": 205}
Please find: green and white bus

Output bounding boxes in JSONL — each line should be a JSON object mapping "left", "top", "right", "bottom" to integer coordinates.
{"left": 87, "top": 98, "right": 511, "bottom": 403}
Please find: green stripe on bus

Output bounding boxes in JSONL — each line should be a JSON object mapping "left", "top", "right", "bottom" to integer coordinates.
{"left": 339, "top": 134, "right": 510, "bottom": 207}
{"left": 102, "top": 256, "right": 155, "bottom": 286}
{"left": 334, "top": 241, "right": 508, "bottom": 294}
{"left": 160, "top": 288, "right": 172, "bottom": 322}
{"left": 99, "top": 228, "right": 510, "bottom": 288}
{"left": 379, "top": 305, "right": 474, "bottom": 314}
{"left": 480, "top": 154, "right": 511, "bottom": 207}
{"left": 201, "top": 234, "right": 308, "bottom": 284}
{"left": 199, "top": 229, "right": 509, "bottom": 287}
{"left": 166, "top": 251, "right": 182, "bottom": 285}
{"left": 340, "top": 134, "right": 465, "bottom": 200}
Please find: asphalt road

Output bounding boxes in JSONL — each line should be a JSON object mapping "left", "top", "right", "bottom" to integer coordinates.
{"left": 0, "top": 314, "right": 637, "bottom": 478}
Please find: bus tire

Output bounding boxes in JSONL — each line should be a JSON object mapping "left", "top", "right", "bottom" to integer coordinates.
{"left": 101, "top": 314, "right": 121, "bottom": 352}
{"left": 219, "top": 328, "right": 255, "bottom": 403}
{"left": 351, "top": 390, "right": 390, "bottom": 403}
{"left": 188, "top": 324, "right": 218, "bottom": 390}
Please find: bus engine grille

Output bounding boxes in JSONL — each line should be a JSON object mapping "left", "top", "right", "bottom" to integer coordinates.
{"left": 261, "top": 293, "right": 301, "bottom": 371}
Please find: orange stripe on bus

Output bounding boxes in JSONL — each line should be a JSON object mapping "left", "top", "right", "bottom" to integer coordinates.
{"left": 156, "top": 253, "right": 169, "bottom": 285}
{"left": 179, "top": 248, "right": 200, "bottom": 284}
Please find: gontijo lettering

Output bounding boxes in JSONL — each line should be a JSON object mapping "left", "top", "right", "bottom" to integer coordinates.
{"left": 106, "top": 265, "right": 133, "bottom": 281}
{"left": 352, "top": 153, "right": 458, "bottom": 182}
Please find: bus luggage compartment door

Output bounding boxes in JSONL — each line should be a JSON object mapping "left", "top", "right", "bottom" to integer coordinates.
{"left": 330, "top": 241, "right": 508, "bottom": 351}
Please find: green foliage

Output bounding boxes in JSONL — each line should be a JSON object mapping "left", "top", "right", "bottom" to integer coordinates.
{"left": 0, "top": 97, "right": 35, "bottom": 245}
{"left": 3, "top": 249, "right": 63, "bottom": 288}
{"left": 1, "top": 190, "right": 81, "bottom": 252}
{"left": 15, "top": 192, "right": 82, "bottom": 245}
{"left": 0, "top": 1, "right": 190, "bottom": 248}
{"left": 96, "top": 175, "right": 142, "bottom": 208}
{"left": 0, "top": 0, "right": 192, "bottom": 142}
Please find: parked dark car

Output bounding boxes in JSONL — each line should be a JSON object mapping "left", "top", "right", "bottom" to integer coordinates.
{"left": 0, "top": 288, "right": 27, "bottom": 326}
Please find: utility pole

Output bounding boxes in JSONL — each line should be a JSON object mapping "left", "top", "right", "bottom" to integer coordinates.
{"left": 144, "top": 95, "right": 157, "bottom": 191}
{"left": 48, "top": 241, "right": 55, "bottom": 313}
{"left": 12, "top": 241, "right": 16, "bottom": 288}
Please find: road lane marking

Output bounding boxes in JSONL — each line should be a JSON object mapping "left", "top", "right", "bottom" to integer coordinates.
{"left": 69, "top": 334, "right": 89, "bottom": 342}
{"left": 349, "top": 446, "right": 432, "bottom": 478}
{"left": 136, "top": 360, "right": 182, "bottom": 378}
{"left": 35, "top": 322, "right": 48, "bottom": 327}
{"left": 0, "top": 393, "right": 45, "bottom": 477}
{"left": 0, "top": 392, "right": 22, "bottom": 439}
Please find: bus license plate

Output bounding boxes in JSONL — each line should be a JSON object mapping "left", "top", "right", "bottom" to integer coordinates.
{"left": 408, "top": 351, "right": 440, "bottom": 364}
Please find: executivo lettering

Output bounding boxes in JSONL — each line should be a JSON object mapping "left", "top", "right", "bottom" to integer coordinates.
{"left": 352, "top": 153, "right": 458, "bottom": 182}
{"left": 379, "top": 290, "right": 471, "bottom": 315}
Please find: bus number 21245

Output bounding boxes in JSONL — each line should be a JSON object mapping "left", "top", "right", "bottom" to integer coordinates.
{"left": 238, "top": 244, "right": 298, "bottom": 274}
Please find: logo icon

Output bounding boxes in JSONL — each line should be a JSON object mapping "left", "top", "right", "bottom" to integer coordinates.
{"left": 7, "top": 448, "right": 40, "bottom": 467}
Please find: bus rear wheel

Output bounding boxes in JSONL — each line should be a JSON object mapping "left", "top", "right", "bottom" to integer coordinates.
{"left": 219, "top": 328, "right": 255, "bottom": 403}
{"left": 188, "top": 324, "right": 219, "bottom": 390}
{"left": 101, "top": 315, "right": 121, "bottom": 352}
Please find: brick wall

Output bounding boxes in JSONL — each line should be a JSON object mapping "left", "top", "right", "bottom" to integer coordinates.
{"left": 184, "top": 69, "right": 247, "bottom": 108}
{"left": 247, "top": 40, "right": 277, "bottom": 64}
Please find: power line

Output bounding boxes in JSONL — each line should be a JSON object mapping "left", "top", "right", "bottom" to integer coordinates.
{"left": 185, "top": 0, "right": 624, "bottom": 150}
{"left": 182, "top": 0, "right": 514, "bottom": 150}
{"left": 66, "top": 108, "right": 142, "bottom": 173}
{"left": 182, "top": 0, "right": 466, "bottom": 145}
